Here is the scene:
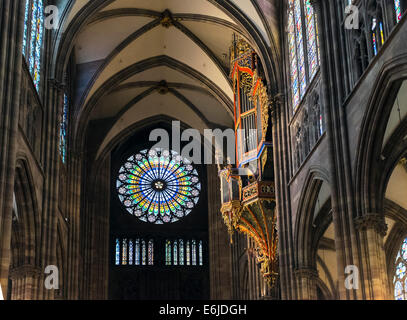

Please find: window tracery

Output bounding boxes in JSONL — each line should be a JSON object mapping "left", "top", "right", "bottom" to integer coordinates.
{"left": 287, "top": 0, "right": 320, "bottom": 110}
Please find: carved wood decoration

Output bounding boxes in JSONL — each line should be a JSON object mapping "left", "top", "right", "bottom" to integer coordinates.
{"left": 219, "top": 36, "right": 278, "bottom": 288}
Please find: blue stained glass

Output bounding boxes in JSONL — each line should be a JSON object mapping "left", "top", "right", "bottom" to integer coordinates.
{"left": 173, "top": 240, "right": 178, "bottom": 266}
{"left": 405, "top": 278, "right": 407, "bottom": 300}
{"left": 199, "top": 240, "right": 203, "bottom": 266}
{"left": 192, "top": 240, "right": 197, "bottom": 266}
{"left": 395, "top": 281, "right": 404, "bottom": 300}
{"left": 166, "top": 240, "right": 172, "bottom": 266}
{"left": 395, "top": 0, "right": 402, "bottom": 23}
{"left": 372, "top": 32, "right": 378, "bottom": 56}
{"left": 379, "top": 22, "right": 384, "bottom": 46}
{"left": 394, "top": 237, "right": 407, "bottom": 300}
{"left": 128, "top": 239, "right": 133, "bottom": 265}
{"left": 396, "top": 262, "right": 406, "bottom": 279}
{"left": 23, "top": 0, "right": 44, "bottom": 91}
{"left": 179, "top": 240, "right": 184, "bottom": 266}
{"left": 304, "top": 0, "right": 318, "bottom": 79}
{"left": 115, "top": 238, "right": 120, "bottom": 265}
{"left": 294, "top": 0, "right": 306, "bottom": 97}
{"left": 135, "top": 239, "right": 140, "bottom": 265}
{"left": 116, "top": 149, "right": 201, "bottom": 224}
{"left": 59, "top": 94, "right": 68, "bottom": 163}
{"left": 288, "top": 6, "right": 300, "bottom": 109}
{"left": 122, "top": 239, "right": 127, "bottom": 265}
{"left": 142, "top": 240, "right": 146, "bottom": 265}
{"left": 186, "top": 241, "right": 191, "bottom": 266}
{"left": 22, "top": 0, "right": 30, "bottom": 55}
{"left": 372, "top": 18, "right": 378, "bottom": 56}
{"left": 402, "top": 238, "right": 407, "bottom": 260}
{"left": 288, "top": 0, "right": 319, "bottom": 110}
{"left": 148, "top": 239, "right": 154, "bottom": 265}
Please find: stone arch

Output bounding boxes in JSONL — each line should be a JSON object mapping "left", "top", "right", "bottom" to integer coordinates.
{"left": 294, "top": 167, "right": 330, "bottom": 269}
{"left": 73, "top": 55, "right": 235, "bottom": 154}
{"left": 8, "top": 158, "right": 40, "bottom": 300}
{"left": 80, "top": 115, "right": 230, "bottom": 299}
{"left": 293, "top": 166, "right": 333, "bottom": 299}
{"left": 355, "top": 54, "right": 407, "bottom": 217}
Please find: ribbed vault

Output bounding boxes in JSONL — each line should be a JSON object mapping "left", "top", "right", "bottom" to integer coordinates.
{"left": 53, "top": 0, "right": 280, "bottom": 159}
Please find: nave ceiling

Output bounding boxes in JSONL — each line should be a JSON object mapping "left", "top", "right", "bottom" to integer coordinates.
{"left": 54, "top": 0, "right": 281, "bottom": 158}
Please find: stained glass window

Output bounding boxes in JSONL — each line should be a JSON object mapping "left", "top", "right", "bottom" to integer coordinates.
{"left": 128, "top": 239, "right": 134, "bottom": 265}
{"left": 295, "top": 0, "right": 306, "bottom": 98}
{"left": 22, "top": 0, "right": 44, "bottom": 91}
{"left": 148, "top": 239, "right": 154, "bottom": 265}
{"left": 117, "top": 149, "right": 201, "bottom": 224}
{"left": 192, "top": 240, "right": 197, "bottom": 266}
{"left": 115, "top": 238, "right": 120, "bottom": 265}
{"left": 304, "top": 0, "right": 319, "bottom": 79}
{"left": 393, "top": 237, "right": 407, "bottom": 300}
{"left": 179, "top": 239, "right": 185, "bottom": 266}
{"left": 141, "top": 240, "right": 146, "bottom": 265}
{"left": 379, "top": 22, "right": 384, "bottom": 46}
{"left": 115, "top": 237, "right": 156, "bottom": 267}
{"left": 173, "top": 240, "right": 178, "bottom": 266}
{"left": 166, "top": 240, "right": 172, "bottom": 266}
{"left": 135, "top": 239, "right": 140, "bottom": 265}
{"left": 186, "top": 241, "right": 191, "bottom": 266}
{"left": 288, "top": 0, "right": 320, "bottom": 110}
{"left": 395, "top": 0, "right": 403, "bottom": 23}
{"left": 199, "top": 240, "right": 203, "bottom": 266}
{"left": 59, "top": 94, "right": 68, "bottom": 163}
{"left": 372, "top": 18, "right": 378, "bottom": 56}
{"left": 122, "top": 239, "right": 128, "bottom": 265}
{"left": 288, "top": 5, "right": 300, "bottom": 108}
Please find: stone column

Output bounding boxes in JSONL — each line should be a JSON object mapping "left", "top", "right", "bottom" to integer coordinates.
{"left": 294, "top": 268, "right": 319, "bottom": 300}
{"left": 271, "top": 92, "right": 297, "bottom": 299}
{"left": 311, "top": 0, "right": 363, "bottom": 300}
{"left": 0, "top": 0, "right": 25, "bottom": 298}
{"left": 36, "top": 79, "right": 65, "bottom": 300}
{"left": 354, "top": 214, "right": 390, "bottom": 300}
{"left": 207, "top": 164, "right": 233, "bottom": 299}
{"left": 8, "top": 265, "right": 42, "bottom": 300}
{"left": 66, "top": 149, "right": 82, "bottom": 299}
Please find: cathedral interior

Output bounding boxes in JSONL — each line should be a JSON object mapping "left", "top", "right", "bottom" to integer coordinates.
{"left": 1, "top": 0, "right": 407, "bottom": 301}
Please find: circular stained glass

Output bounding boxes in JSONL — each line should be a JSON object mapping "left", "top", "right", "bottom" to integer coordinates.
{"left": 402, "top": 238, "right": 407, "bottom": 260}
{"left": 396, "top": 262, "right": 406, "bottom": 280}
{"left": 395, "top": 281, "right": 403, "bottom": 300}
{"left": 116, "top": 148, "right": 201, "bottom": 224}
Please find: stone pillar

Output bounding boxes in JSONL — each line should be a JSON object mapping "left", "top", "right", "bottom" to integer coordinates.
{"left": 207, "top": 165, "right": 233, "bottom": 299}
{"left": 271, "top": 92, "right": 297, "bottom": 300}
{"left": 66, "top": 150, "right": 82, "bottom": 299}
{"left": 83, "top": 156, "right": 110, "bottom": 300}
{"left": 8, "top": 265, "right": 42, "bottom": 300}
{"left": 311, "top": 0, "right": 363, "bottom": 300}
{"left": 294, "top": 268, "right": 319, "bottom": 300}
{"left": 354, "top": 214, "right": 390, "bottom": 300}
{"left": 36, "top": 79, "right": 65, "bottom": 300}
{"left": 0, "top": 0, "right": 25, "bottom": 298}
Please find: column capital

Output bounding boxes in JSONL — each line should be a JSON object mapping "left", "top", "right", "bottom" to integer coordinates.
{"left": 8, "top": 264, "right": 42, "bottom": 280}
{"left": 294, "top": 267, "right": 319, "bottom": 279}
{"left": 48, "top": 78, "right": 66, "bottom": 92}
{"left": 354, "top": 213, "right": 388, "bottom": 236}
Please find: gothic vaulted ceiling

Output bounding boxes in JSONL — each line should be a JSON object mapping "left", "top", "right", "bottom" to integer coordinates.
{"left": 57, "top": 0, "right": 279, "bottom": 158}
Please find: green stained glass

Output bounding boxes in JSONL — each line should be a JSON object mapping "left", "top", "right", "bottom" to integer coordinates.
{"left": 117, "top": 149, "right": 201, "bottom": 224}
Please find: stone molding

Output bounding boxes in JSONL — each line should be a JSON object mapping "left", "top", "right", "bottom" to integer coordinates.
{"left": 354, "top": 213, "right": 388, "bottom": 237}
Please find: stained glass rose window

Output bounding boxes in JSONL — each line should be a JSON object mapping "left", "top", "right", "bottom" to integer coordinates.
{"left": 116, "top": 149, "right": 201, "bottom": 224}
